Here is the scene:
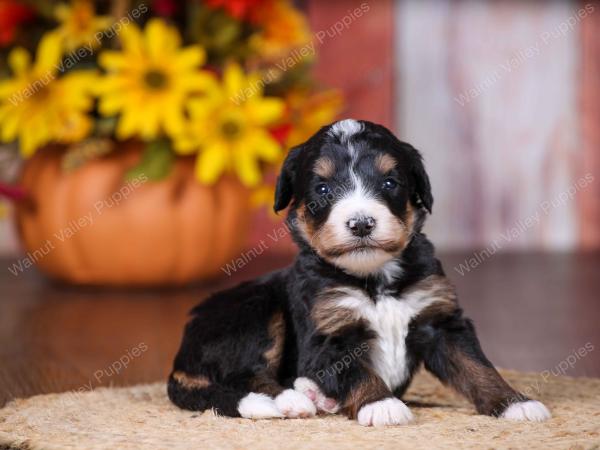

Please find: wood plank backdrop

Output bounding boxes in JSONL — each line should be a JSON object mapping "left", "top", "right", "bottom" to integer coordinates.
{"left": 580, "top": 1, "right": 600, "bottom": 249}
{"left": 394, "top": 0, "right": 599, "bottom": 250}
{"left": 2, "top": 0, "right": 599, "bottom": 257}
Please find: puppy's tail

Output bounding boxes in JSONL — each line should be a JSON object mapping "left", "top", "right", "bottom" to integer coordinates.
{"left": 168, "top": 372, "right": 246, "bottom": 417}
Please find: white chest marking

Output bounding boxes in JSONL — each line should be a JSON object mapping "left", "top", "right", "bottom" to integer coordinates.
{"left": 336, "top": 288, "right": 436, "bottom": 390}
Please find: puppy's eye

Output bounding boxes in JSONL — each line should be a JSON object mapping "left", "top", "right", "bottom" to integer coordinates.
{"left": 382, "top": 178, "right": 398, "bottom": 190}
{"left": 315, "top": 183, "right": 330, "bottom": 196}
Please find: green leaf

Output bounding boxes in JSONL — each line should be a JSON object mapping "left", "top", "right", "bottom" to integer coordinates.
{"left": 125, "top": 140, "right": 174, "bottom": 182}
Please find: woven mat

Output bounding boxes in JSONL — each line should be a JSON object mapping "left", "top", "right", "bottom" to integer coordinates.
{"left": 1, "top": 370, "right": 599, "bottom": 450}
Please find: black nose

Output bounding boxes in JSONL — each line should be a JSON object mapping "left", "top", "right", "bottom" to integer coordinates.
{"left": 347, "top": 216, "right": 376, "bottom": 237}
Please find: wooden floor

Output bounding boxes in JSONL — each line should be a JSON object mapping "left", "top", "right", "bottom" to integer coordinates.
{"left": 1, "top": 251, "right": 599, "bottom": 407}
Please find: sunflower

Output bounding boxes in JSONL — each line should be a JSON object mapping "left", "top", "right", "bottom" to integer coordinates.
{"left": 175, "top": 63, "right": 285, "bottom": 187}
{"left": 97, "top": 19, "right": 215, "bottom": 141}
{"left": 0, "top": 33, "right": 96, "bottom": 156}
{"left": 54, "top": 0, "right": 112, "bottom": 52}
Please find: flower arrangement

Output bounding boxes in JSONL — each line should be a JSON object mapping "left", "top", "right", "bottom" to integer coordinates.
{"left": 0, "top": 0, "right": 342, "bottom": 202}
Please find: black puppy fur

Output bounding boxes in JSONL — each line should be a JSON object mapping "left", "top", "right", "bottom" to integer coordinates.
{"left": 168, "top": 120, "right": 548, "bottom": 424}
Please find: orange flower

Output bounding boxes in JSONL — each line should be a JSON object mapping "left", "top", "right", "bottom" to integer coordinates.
{"left": 286, "top": 89, "right": 344, "bottom": 147}
{"left": 0, "top": 0, "right": 34, "bottom": 46}
{"left": 250, "top": 0, "right": 311, "bottom": 58}
{"left": 204, "top": 0, "right": 267, "bottom": 21}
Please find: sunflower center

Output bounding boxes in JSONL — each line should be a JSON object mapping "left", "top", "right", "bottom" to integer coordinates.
{"left": 32, "top": 84, "right": 51, "bottom": 102}
{"left": 220, "top": 120, "right": 243, "bottom": 140}
{"left": 144, "top": 70, "right": 168, "bottom": 90}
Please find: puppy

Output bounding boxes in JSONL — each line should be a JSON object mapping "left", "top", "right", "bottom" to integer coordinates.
{"left": 168, "top": 119, "right": 551, "bottom": 426}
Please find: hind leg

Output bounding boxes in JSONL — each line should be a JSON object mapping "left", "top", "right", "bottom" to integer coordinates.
{"left": 169, "top": 370, "right": 315, "bottom": 419}
{"left": 169, "top": 279, "right": 316, "bottom": 419}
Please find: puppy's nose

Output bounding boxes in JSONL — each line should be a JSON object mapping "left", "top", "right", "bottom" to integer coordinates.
{"left": 347, "top": 216, "right": 376, "bottom": 237}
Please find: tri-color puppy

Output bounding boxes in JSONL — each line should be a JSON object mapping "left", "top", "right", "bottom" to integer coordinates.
{"left": 168, "top": 119, "right": 551, "bottom": 426}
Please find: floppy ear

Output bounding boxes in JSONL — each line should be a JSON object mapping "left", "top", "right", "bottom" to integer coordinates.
{"left": 274, "top": 146, "right": 302, "bottom": 213}
{"left": 411, "top": 155, "right": 433, "bottom": 214}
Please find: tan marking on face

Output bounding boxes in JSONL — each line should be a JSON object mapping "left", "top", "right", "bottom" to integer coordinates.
{"left": 358, "top": 201, "right": 417, "bottom": 256}
{"left": 172, "top": 371, "right": 211, "bottom": 389}
{"left": 296, "top": 202, "right": 339, "bottom": 259}
{"left": 344, "top": 370, "right": 391, "bottom": 419}
{"left": 295, "top": 203, "right": 317, "bottom": 245}
{"left": 264, "top": 311, "right": 285, "bottom": 370}
{"left": 300, "top": 200, "right": 417, "bottom": 267}
{"left": 375, "top": 153, "right": 396, "bottom": 174}
{"left": 398, "top": 202, "right": 415, "bottom": 249}
{"left": 314, "top": 156, "right": 335, "bottom": 178}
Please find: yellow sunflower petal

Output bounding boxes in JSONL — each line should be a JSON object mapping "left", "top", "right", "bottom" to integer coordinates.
{"left": 223, "top": 63, "right": 246, "bottom": 98}
{"left": 99, "top": 51, "right": 129, "bottom": 70}
{"left": 233, "top": 149, "right": 262, "bottom": 187}
{"left": 116, "top": 109, "right": 141, "bottom": 139}
{"left": 196, "top": 141, "right": 229, "bottom": 185}
{"left": 187, "top": 96, "right": 218, "bottom": 120}
{"left": 0, "top": 112, "right": 20, "bottom": 142}
{"left": 164, "top": 23, "right": 182, "bottom": 52}
{"left": 250, "top": 131, "right": 282, "bottom": 162}
{"left": 20, "top": 127, "right": 46, "bottom": 158}
{"left": 120, "top": 23, "right": 145, "bottom": 57}
{"left": 98, "top": 93, "right": 125, "bottom": 115}
{"left": 8, "top": 48, "right": 31, "bottom": 76}
{"left": 163, "top": 103, "right": 186, "bottom": 137}
{"left": 145, "top": 19, "right": 167, "bottom": 61}
{"left": 139, "top": 102, "right": 162, "bottom": 139}
{"left": 246, "top": 97, "right": 285, "bottom": 125}
{"left": 173, "top": 47, "right": 205, "bottom": 70}
{"left": 34, "top": 32, "right": 63, "bottom": 75}
{"left": 173, "top": 130, "right": 200, "bottom": 155}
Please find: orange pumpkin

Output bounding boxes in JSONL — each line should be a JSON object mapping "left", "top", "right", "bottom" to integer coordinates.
{"left": 15, "top": 142, "right": 251, "bottom": 286}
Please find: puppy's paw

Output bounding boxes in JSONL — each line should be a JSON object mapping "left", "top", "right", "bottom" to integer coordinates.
{"left": 357, "top": 398, "right": 413, "bottom": 427}
{"left": 293, "top": 377, "right": 340, "bottom": 414}
{"left": 500, "top": 400, "right": 551, "bottom": 422}
{"left": 238, "top": 393, "right": 283, "bottom": 419}
{"left": 275, "top": 389, "right": 317, "bottom": 418}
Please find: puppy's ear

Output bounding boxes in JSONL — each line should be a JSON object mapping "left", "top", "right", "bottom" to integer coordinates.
{"left": 411, "top": 155, "right": 433, "bottom": 214}
{"left": 274, "top": 146, "right": 302, "bottom": 213}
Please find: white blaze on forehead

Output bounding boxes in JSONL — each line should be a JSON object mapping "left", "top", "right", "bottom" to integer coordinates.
{"left": 322, "top": 120, "right": 404, "bottom": 277}
{"left": 328, "top": 119, "right": 364, "bottom": 143}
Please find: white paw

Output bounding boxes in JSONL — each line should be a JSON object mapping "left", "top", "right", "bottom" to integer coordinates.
{"left": 293, "top": 377, "right": 340, "bottom": 414}
{"left": 500, "top": 400, "right": 551, "bottom": 422}
{"left": 357, "top": 398, "right": 413, "bottom": 427}
{"left": 238, "top": 393, "right": 283, "bottom": 419}
{"left": 275, "top": 389, "right": 317, "bottom": 418}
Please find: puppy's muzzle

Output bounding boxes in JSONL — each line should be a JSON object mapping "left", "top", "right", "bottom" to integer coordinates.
{"left": 346, "top": 216, "right": 376, "bottom": 237}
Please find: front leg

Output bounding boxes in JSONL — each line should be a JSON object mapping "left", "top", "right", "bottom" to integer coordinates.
{"left": 297, "top": 320, "right": 412, "bottom": 426}
{"left": 414, "top": 309, "right": 551, "bottom": 421}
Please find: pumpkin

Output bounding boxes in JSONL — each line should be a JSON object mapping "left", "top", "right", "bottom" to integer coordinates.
{"left": 15, "top": 141, "right": 251, "bottom": 286}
